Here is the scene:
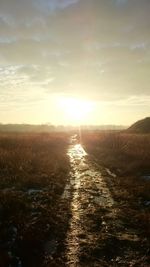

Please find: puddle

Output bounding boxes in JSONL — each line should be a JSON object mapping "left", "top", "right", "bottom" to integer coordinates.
{"left": 117, "top": 232, "right": 140, "bottom": 242}
{"left": 27, "top": 188, "right": 43, "bottom": 195}
{"left": 142, "top": 175, "right": 150, "bottom": 181}
{"left": 64, "top": 136, "right": 142, "bottom": 266}
{"left": 65, "top": 137, "right": 114, "bottom": 266}
{"left": 62, "top": 184, "right": 71, "bottom": 198}
{"left": 143, "top": 200, "right": 150, "bottom": 207}
{"left": 106, "top": 168, "right": 117, "bottom": 178}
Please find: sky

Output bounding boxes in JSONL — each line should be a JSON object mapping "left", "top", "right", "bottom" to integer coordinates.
{"left": 0, "top": 0, "right": 150, "bottom": 125}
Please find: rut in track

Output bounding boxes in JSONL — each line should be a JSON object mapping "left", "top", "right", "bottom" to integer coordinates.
{"left": 63, "top": 136, "right": 114, "bottom": 266}
{"left": 62, "top": 135, "right": 143, "bottom": 267}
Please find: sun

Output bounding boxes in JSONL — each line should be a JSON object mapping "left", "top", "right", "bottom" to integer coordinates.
{"left": 58, "top": 97, "right": 93, "bottom": 124}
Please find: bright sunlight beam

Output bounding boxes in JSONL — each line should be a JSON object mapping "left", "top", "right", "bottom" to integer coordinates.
{"left": 58, "top": 97, "right": 94, "bottom": 125}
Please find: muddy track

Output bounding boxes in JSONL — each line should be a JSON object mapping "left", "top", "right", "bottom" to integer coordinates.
{"left": 1, "top": 135, "right": 149, "bottom": 267}
{"left": 62, "top": 136, "right": 148, "bottom": 267}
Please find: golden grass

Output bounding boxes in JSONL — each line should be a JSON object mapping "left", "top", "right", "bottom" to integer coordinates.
{"left": 82, "top": 131, "right": 150, "bottom": 175}
{"left": 0, "top": 132, "right": 70, "bottom": 189}
{"left": 82, "top": 131, "right": 150, "bottom": 238}
{"left": 0, "top": 132, "right": 70, "bottom": 267}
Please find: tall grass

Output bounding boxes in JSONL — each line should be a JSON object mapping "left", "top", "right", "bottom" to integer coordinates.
{"left": 0, "top": 132, "right": 70, "bottom": 267}
{"left": 0, "top": 132, "right": 70, "bottom": 189}
{"left": 82, "top": 131, "right": 150, "bottom": 175}
{"left": 82, "top": 131, "right": 150, "bottom": 239}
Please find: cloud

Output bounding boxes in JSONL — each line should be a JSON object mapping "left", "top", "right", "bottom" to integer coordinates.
{"left": 100, "top": 95, "right": 150, "bottom": 107}
{"left": 35, "top": 0, "right": 80, "bottom": 13}
{"left": 0, "top": 64, "right": 56, "bottom": 112}
{"left": 0, "top": 0, "right": 150, "bottom": 108}
{"left": 114, "top": 0, "right": 128, "bottom": 7}
{"left": 0, "top": 0, "right": 80, "bottom": 24}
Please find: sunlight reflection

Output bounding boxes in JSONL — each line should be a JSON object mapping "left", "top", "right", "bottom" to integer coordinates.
{"left": 66, "top": 136, "right": 114, "bottom": 266}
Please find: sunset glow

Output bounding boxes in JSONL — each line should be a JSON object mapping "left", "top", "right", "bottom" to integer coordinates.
{"left": 0, "top": 0, "right": 150, "bottom": 126}
{"left": 58, "top": 97, "right": 94, "bottom": 124}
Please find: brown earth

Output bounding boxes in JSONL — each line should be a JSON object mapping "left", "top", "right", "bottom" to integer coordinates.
{"left": 0, "top": 133, "right": 149, "bottom": 267}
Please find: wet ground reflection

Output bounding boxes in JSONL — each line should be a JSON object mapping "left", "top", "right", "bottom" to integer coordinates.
{"left": 65, "top": 136, "right": 114, "bottom": 266}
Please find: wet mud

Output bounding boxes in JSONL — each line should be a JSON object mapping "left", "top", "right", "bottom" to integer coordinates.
{"left": 63, "top": 136, "right": 149, "bottom": 267}
{"left": 0, "top": 135, "right": 149, "bottom": 266}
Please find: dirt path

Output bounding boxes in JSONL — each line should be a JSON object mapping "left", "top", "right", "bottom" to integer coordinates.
{"left": 1, "top": 135, "right": 148, "bottom": 267}
{"left": 62, "top": 136, "right": 147, "bottom": 267}
{"left": 64, "top": 136, "right": 114, "bottom": 266}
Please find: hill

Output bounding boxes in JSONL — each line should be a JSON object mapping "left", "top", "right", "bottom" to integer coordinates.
{"left": 127, "top": 117, "right": 150, "bottom": 133}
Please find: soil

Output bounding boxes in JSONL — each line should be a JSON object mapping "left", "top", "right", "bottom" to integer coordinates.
{"left": 62, "top": 135, "right": 149, "bottom": 267}
{"left": 0, "top": 135, "right": 149, "bottom": 266}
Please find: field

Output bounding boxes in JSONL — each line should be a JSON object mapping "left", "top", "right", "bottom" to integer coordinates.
{"left": 0, "top": 132, "right": 70, "bottom": 267}
{"left": 0, "top": 131, "right": 150, "bottom": 267}
{"left": 82, "top": 131, "right": 150, "bottom": 176}
{"left": 82, "top": 131, "right": 150, "bottom": 238}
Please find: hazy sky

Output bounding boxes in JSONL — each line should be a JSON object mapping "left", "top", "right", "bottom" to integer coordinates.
{"left": 0, "top": 0, "right": 150, "bottom": 125}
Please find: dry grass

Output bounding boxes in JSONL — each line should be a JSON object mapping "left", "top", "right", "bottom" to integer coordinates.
{"left": 82, "top": 131, "right": 150, "bottom": 239}
{"left": 0, "top": 132, "right": 70, "bottom": 267}
{"left": 0, "top": 132, "right": 70, "bottom": 188}
{"left": 0, "top": 131, "right": 150, "bottom": 266}
{"left": 82, "top": 131, "right": 150, "bottom": 176}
